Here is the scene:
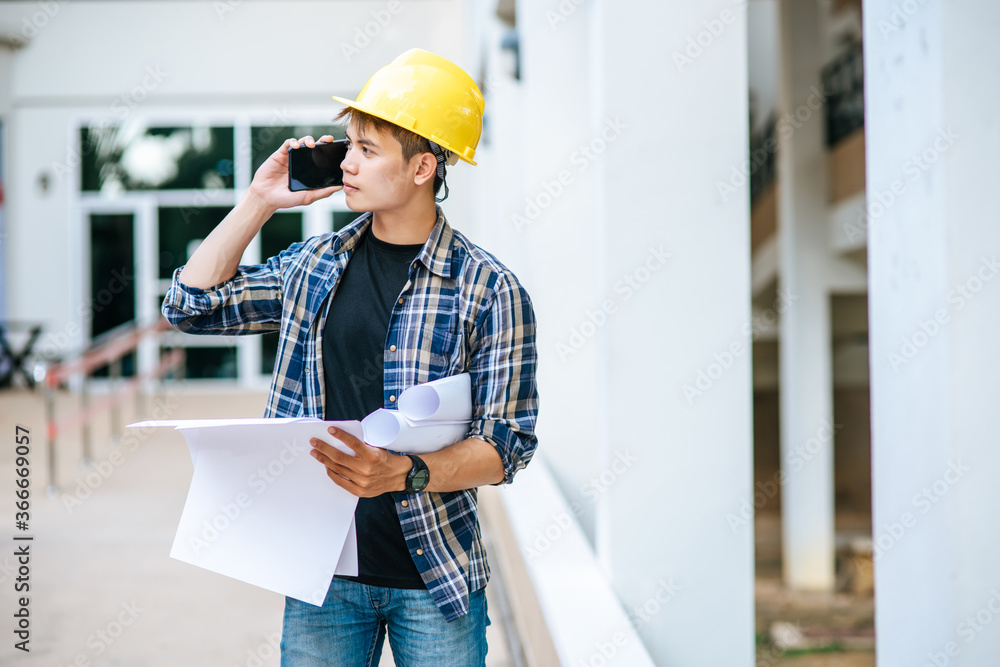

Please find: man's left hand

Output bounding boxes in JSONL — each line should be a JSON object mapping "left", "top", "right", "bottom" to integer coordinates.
{"left": 310, "top": 426, "right": 410, "bottom": 497}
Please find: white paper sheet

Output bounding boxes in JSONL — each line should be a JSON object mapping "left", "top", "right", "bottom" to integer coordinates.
{"left": 130, "top": 417, "right": 363, "bottom": 605}
{"left": 335, "top": 516, "right": 358, "bottom": 577}
{"left": 362, "top": 409, "right": 471, "bottom": 454}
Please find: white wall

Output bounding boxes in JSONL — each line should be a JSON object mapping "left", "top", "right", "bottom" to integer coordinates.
{"left": 865, "top": 0, "right": 1000, "bottom": 664}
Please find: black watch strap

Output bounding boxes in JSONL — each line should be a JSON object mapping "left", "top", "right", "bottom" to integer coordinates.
{"left": 404, "top": 455, "right": 430, "bottom": 493}
{"left": 406, "top": 454, "right": 431, "bottom": 493}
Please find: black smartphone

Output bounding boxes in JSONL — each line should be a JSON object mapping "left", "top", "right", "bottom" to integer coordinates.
{"left": 287, "top": 140, "right": 349, "bottom": 191}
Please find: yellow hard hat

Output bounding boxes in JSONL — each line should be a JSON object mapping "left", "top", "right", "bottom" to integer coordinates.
{"left": 332, "top": 48, "right": 485, "bottom": 165}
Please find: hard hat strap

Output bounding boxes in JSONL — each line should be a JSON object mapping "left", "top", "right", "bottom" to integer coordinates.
{"left": 428, "top": 141, "right": 451, "bottom": 202}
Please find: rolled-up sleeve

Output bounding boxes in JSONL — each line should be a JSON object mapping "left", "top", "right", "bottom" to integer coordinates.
{"left": 161, "top": 242, "right": 303, "bottom": 335}
{"left": 466, "top": 273, "right": 539, "bottom": 485}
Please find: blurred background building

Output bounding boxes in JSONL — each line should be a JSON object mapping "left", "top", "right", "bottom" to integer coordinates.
{"left": 1, "top": 1, "right": 998, "bottom": 665}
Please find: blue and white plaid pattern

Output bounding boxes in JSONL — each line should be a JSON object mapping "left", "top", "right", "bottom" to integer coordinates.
{"left": 162, "top": 205, "right": 538, "bottom": 621}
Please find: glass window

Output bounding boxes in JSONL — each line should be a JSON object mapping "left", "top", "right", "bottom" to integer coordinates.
{"left": 261, "top": 332, "right": 280, "bottom": 376}
{"left": 158, "top": 206, "right": 230, "bottom": 280}
{"left": 250, "top": 124, "right": 345, "bottom": 176}
{"left": 89, "top": 212, "right": 136, "bottom": 377}
{"left": 258, "top": 212, "right": 303, "bottom": 376}
{"left": 260, "top": 212, "right": 303, "bottom": 262}
{"left": 82, "top": 118, "right": 357, "bottom": 383}
{"left": 81, "top": 125, "right": 235, "bottom": 193}
{"left": 182, "top": 346, "right": 238, "bottom": 379}
{"left": 89, "top": 213, "right": 135, "bottom": 338}
{"left": 333, "top": 210, "right": 358, "bottom": 232}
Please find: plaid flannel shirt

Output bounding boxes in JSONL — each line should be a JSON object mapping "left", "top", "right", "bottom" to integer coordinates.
{"left": 161, "top": 205, "right": 538, "bottom": 621}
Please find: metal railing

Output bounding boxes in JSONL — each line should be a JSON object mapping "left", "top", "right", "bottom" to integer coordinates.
{"left": 39, "top": 318, "right": 185, "bottom": 494}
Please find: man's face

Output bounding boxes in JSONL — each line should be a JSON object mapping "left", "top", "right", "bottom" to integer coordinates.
{"left": 341, "top": 120, "right": 417, "bottom": 213}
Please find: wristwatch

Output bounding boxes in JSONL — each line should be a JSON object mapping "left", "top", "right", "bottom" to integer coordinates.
{"left": 403, "top": 455, "right": 430, "bottom": 493}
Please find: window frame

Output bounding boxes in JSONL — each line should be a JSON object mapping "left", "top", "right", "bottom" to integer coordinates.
{"left": 73, "top": 111, "right": 354, "bottom": 389}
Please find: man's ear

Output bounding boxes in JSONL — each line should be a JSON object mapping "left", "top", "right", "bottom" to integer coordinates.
{"left": 412, "top": 152, "right": 437, "bottom": 187}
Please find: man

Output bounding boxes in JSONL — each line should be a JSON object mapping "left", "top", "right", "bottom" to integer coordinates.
{"left": 161, "top": 48, "right": 538, "bottom": 666}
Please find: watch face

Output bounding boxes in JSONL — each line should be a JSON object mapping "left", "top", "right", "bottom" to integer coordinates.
{"left": 412, "top": 469, "right": 430, "bottom": 490}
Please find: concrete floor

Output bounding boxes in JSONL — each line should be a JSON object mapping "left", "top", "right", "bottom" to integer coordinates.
{"left": 0, "top": 386, "right": 516, "bottom": 667}
{"left": 755, "top": 513, "right": 876, "bottom": 667}
{"left": 0, "top": 384, "right": 877, "bottom": 666}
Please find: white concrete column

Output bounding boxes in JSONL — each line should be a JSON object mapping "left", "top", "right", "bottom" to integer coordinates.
{"left": 590, "top": 1, "right": 755, "bottom": 663}
{"left": 513, "top": 0, "right": 602, "bottom": 541}
{"left": 0, "top": 48, "right": 9, "bottom": 322}
{"left": 864, "top": 1, "right": 1000, "bottom": 664}
{"left": 462, "top": 19, "right": 523, "bottom": 271}
{"left": 776, "top": 0, "right": 836, "bottom": 591}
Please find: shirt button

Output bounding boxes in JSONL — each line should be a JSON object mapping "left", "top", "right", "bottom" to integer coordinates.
{"left": 401, "top": 500, "right": 408, "bottom": 507}
{"left": 389, "top": 345, "right": 397, "bottom": 352}
{"left": 304, "top": 368, "right": 310, "bottom": 374}
{"left": 416, "top": 548, "right": 423, "bottom": 556}
{"left": 389, "top": 395, "right": 396, "bottom": 403}
{"left": 397, "top": 298, "right": 404, "bottom": 305}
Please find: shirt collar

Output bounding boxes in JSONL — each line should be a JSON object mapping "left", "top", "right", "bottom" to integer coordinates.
{"left": 331, "top": 205, "right": 455, "bottom": 279}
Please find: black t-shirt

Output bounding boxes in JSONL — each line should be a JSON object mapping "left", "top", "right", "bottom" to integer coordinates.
{"left": 322, "top": 227, "right": 426, "bottom": 589}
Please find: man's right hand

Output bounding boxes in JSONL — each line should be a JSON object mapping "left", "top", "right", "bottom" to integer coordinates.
{"left": 248, "top": 135, "right": 343, "bottom": 212}
{"left": 177, "top": 134, "right": 343, "bottom": 289}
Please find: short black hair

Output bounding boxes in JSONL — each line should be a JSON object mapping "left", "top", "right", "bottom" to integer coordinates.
{"left": 333, "top": 107, "right": 443, "bottom": 196}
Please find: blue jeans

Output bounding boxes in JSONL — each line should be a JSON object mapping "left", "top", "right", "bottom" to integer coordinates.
{"left": 280, "top": 578, "right": 489, "bottom": 666}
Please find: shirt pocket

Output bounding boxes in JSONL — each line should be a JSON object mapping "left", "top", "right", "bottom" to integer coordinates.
{"left": 429, "top": 326, "right": 467, "bottom": 377}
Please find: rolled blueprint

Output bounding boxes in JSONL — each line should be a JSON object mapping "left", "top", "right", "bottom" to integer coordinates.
{"left": 397, "top": 372, "right": 472, "bottom": 422}
{"left": 362, "top": 409, "right": 470, "bottom": 454}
